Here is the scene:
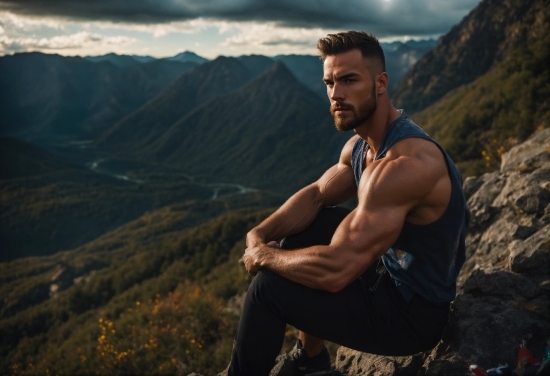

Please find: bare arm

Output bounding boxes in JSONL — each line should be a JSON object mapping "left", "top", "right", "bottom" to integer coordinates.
{"left": 246, "top": 136, "right": 358, "bottom": 248}
{"left": 244, "top": 140, "right": 449, "bottom": 292}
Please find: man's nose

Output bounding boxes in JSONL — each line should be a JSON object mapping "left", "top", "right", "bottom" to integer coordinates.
{"left": 329, "top": 83, "right": 345, "bottom": 101}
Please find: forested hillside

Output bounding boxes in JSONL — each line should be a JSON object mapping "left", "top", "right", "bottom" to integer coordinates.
{"left": 393, "top": 0, "right": 548, "bottom": 114}
{"left": 412, "top": 32, "right": 549, "bottom": 176}
{"left": 1, "top": 207, "right": 275, "bottom": 375}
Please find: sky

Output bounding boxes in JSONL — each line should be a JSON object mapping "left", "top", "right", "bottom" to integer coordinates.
{"left": 0, "top": 0, "right": 482, "bottom": 59}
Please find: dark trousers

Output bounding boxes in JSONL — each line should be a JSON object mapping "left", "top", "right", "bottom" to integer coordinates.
{"left": 228, "top": 207, "right": 450, "bottom": 376}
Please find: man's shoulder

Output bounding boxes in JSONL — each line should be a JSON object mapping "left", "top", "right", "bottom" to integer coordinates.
{"left": 362, "top": 139, "right": 447, "bottom": 206}
{"left": 387, "top": 136, "right": 443, "bottom": 165}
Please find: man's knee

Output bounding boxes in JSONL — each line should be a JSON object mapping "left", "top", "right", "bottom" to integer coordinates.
{"left": 246, "top": 270, "right": 296, "bottom": 316}
{"left": 248, "top": 270, "right": 283, "bottom": 302}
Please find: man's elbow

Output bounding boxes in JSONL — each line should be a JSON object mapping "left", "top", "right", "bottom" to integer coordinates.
{"left": 320, "top": 275, "right": 350, "bottom": 293}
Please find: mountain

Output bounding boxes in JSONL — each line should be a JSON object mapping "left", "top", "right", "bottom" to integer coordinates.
{"left": 237, "top": 54, "right": 276, "bottom": 78}
{"left": 393, "top": 0, "right": 549, "bottom": 113}
{"left": 404, "top": 0, "right": 549, "bottom": 176}
{"left": 273, "top": 55, "right": 326, "bottom": 100}
{"left": 167, "top": 50, "right": 209, "bottom": 64}
{"left": 84, "top": 53, "right": 143, "bottom": 68}
{"left": 137, "top": 61, "right": 349, "bottom": 195}
{"left": 0, "top": 53, "right": 197, "bottom": 141}
{"left": 96, "top": 56, "right": 268, "bottom": 154}
{"left": 383, "top": 40, "right": 436, "bottom": 94}
{"left": 412, "top": 31, "right": 549, "bottom": 176}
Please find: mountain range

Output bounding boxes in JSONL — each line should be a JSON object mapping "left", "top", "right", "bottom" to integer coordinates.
{"left": 0, "top": 40, "right": 436, "bottom": 143}
{"left": 0, "top": 0, "right": 548, "bottom": 373}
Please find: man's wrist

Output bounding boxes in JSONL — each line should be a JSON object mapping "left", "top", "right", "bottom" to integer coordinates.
{"left": 247, "top": 227, "right": 268, "bottom": 246}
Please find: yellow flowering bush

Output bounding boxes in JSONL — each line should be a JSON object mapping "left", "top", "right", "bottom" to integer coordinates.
{"left": 91, "top": 282, "right": 237, "bottom": 375}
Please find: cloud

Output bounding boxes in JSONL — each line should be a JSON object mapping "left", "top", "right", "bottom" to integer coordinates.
{"left": 0, "top": 30, "right": 136, "bottom": 53}
{"left": 0, "top": 0, "right": 481, "bottom": 38}
{"left": 222, "top": 23, "right": 326, "bottom": 49}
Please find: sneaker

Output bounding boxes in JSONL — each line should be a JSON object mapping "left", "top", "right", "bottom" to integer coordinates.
{"left": 287, "top": 339, "right": 332, "bottom": 376}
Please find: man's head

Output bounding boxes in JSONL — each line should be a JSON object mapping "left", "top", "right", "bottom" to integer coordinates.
{"left": 317, "top": 31, "right": 386, "bottom": 74}
{"left": 318, "top": 31, "right": 388, "bottom": 132}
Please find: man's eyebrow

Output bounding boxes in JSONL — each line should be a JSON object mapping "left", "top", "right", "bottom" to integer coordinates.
{"left": 337, "top": 72, "right": 360, "bottom": 81}
{"left": 323, "top": 72, "right": 360, "bottom": 83}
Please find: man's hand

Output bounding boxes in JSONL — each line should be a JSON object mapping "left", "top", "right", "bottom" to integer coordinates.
{"left": 243, "top": 241, "right": 279, "bottom": 276}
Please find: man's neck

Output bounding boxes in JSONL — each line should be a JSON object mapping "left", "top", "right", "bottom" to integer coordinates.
{"left": 355, "top": 104, "right": 401, "bottom": 155}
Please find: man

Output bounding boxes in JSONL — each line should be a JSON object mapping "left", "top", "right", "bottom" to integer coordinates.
{"left": 227, "top": 31, "right": 469, "bottom": 376}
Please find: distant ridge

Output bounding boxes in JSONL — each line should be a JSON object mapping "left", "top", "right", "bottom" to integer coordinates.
{"left": 84, "top": 53, "right": 154, "bottom": 67}
{"left": 0, "top": 52, "right": 197, "bottom": 140}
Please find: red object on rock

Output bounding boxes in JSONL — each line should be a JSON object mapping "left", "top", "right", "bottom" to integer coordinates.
{"left": 470, "top": 363, "right": 488, "bottom": 376}
{"left": 517, "top": 340, "right": 540, "bottom": 369}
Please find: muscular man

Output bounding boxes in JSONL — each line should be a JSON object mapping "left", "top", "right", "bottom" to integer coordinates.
{"left": 227, "top": 31, "right": 470, "bottom": 376}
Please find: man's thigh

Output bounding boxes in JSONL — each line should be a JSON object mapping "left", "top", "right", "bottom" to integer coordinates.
{"left": 250, "top": 268, "right": 383, "bottom": 350}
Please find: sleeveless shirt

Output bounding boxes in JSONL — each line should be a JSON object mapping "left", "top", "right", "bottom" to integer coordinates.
{"left": 351, "top": 111, "right": 470, "bottom": 305}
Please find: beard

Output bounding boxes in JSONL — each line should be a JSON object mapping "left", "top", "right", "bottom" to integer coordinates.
{"left": 330, "top": 89, "right": 377, "bottom": 132}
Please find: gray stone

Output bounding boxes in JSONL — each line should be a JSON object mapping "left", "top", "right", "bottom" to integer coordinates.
{"left": 508, "top": 225, "right": 550, "bottom": 275}
{"left": 500, "top": 128, "right": 550, "bottom": 173}
{"left": 463, "top": 175, "right": 484, "bottom": 199}
{"left": 335, "top": 348, "right": 427, "bottom": 375}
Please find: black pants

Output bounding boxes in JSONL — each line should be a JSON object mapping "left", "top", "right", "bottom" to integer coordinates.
{"left": 228, "top": 207, "right": 450, "bottom": 376}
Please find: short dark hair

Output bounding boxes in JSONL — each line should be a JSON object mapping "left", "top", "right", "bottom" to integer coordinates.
{"left": 317, "top": 31, "right": 386, "bottom": 72}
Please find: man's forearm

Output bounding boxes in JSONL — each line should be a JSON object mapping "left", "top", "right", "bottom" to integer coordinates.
{"left": 248, "top": 185, "right": 325, "bottom": 245}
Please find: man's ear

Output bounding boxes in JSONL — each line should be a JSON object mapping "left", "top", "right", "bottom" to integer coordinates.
{"left": 376, "top": 72, "right": 389, "bottom": 95}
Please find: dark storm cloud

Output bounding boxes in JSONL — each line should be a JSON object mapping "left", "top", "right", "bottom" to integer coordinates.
{"left": 0, "top": 0, "right": 481, "bottom": 38}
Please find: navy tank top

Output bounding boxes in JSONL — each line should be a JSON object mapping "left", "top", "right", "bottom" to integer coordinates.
{"left": 351, "top": 111, "right": 470, "bottom": 305}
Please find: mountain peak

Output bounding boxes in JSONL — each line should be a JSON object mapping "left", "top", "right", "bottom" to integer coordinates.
{"left": 261, "top": 60, "right": 295, "bottom": 82}
{"left": 168, "top": 51, "right": 209, "bottom": 64}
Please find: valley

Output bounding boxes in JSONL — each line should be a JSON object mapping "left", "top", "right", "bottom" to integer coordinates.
{"left": 0, "top": 0, "right": 548, "bottom": 373}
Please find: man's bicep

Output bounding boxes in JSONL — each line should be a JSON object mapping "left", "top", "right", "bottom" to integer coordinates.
{"left": 338, "top": 204, "right": 406, "bottom": 257}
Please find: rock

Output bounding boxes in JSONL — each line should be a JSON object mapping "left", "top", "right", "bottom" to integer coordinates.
{"left": 508, "top": 225, "right": 550, "bottom": 277}
{"left": 418, "top": 128, "right": 550, "bottom": 375}
{"left": 335, "top": 349, "right": 427, "bottom": 375}
{"left": 500, "top": 128, "right": 550, "bottom": 173}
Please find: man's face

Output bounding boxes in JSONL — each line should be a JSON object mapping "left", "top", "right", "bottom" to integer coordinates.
{"left": 323, "top": 49, "right": 378, "bottom": 132}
